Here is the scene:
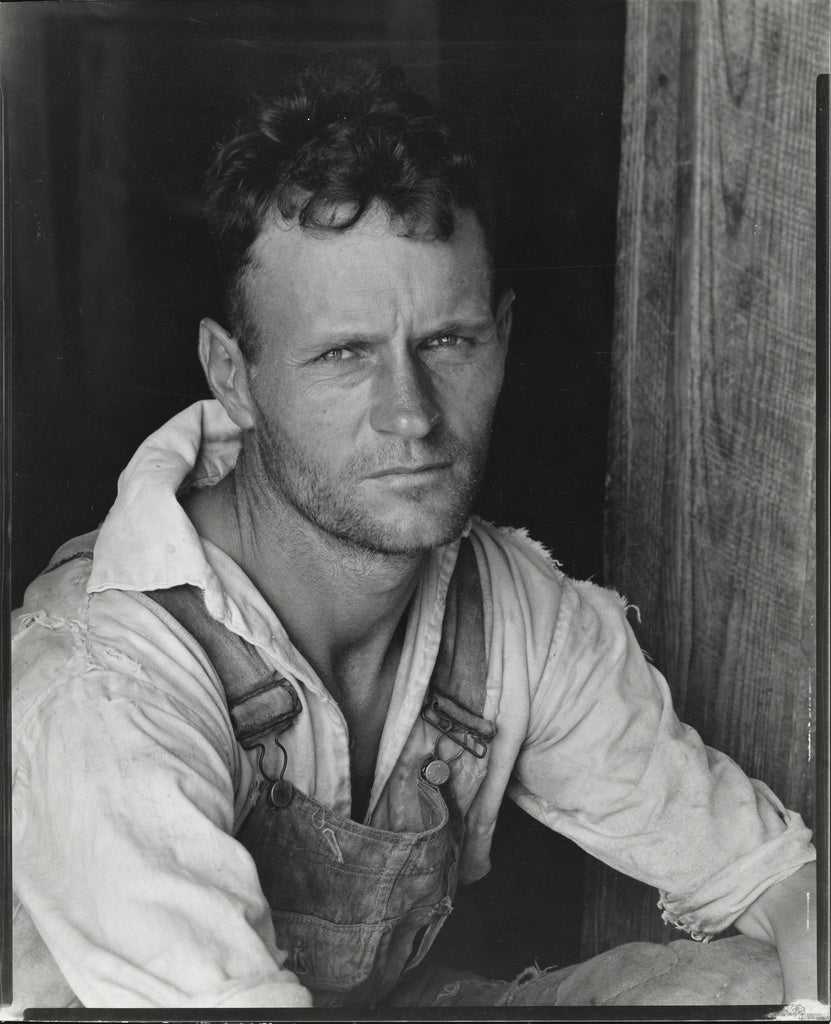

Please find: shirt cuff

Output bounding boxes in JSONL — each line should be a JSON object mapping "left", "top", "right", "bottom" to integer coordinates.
{"left": 656, "top": 785, "right": 815, "bottom": 940}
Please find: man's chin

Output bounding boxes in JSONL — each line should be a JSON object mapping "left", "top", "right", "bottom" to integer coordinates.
{"left": 329, "top": 505, "right": 471, "bottom": 556}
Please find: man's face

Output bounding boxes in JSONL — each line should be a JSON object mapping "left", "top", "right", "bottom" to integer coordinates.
{"left": 237, "top": 204, "right": 511, "bottom": 555}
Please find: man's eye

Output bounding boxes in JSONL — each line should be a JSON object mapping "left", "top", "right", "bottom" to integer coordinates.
{"left": 425, "top": 335, "right": 466, "bottom": 350}
{"left": 318, "top": 347, "right": 355, "bottom": 362}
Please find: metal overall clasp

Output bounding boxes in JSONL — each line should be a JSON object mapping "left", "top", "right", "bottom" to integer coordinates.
{"left": 250, "top": 733, "right": 295, "bottom": 808}
{"left": 421, "top": 697, "right": 491, "bottom": 759}
{"left": 419, "top": 697, "right": 492, "bottom": 787}
{"left": 420, "top": 734, "right": 463, "bottom": 786}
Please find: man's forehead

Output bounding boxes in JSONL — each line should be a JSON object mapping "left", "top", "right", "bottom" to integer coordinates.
{"left": 244, "top": 204, "right": 494, "bottom": 331}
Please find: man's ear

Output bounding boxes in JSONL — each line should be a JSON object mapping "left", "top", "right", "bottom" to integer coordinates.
{"left": 198, "top": 318, "right": 256, "bottom": 430}
{"left": 495, "top": 288, "right": 515, "bottom": 350}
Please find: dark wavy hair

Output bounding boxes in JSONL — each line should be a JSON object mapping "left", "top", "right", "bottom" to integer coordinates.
{"left": 203, "top": 57, "right": 494, "bottom": 361}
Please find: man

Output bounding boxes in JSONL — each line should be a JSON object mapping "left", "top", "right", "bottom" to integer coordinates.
{"left": 10, "top": 59, "right": 816, "bottom": 1011}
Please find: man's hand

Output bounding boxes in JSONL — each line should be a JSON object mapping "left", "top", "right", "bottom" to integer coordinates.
{"left": 734, "top": 862, "right": 817, "bottom": 1003}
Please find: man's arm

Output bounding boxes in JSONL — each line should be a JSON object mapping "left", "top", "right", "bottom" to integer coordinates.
{"left": 495, "top": 552, "right": 816, "bottom": 973}
{"left": 734, "top": 862, "right": 818, "bottom": 1003}
{"left": 12, "top": 588, "right": 314, "bottom": 1010}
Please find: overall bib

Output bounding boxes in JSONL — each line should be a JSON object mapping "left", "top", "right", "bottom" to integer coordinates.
{"left": 144, "top": 537, "right": 495, "bottom": 1007}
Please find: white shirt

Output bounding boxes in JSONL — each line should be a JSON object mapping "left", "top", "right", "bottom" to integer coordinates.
{"left": 10, "top": 400, "right": 815, "bottom": 1011}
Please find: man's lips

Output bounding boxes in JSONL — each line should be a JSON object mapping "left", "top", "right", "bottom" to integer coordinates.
{"left": 365, "top": 462, "right": 451, "bottom": 479}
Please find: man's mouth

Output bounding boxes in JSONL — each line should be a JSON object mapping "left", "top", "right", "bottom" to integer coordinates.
{"left": 365, "top": 462, "right": 451, "bottom": 480}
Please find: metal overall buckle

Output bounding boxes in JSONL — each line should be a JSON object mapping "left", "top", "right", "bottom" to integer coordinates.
{"left": 248, "top": 732, "right": 295, "bottom": 808}
{"left": 419, "top": 697, "right": 491, "bottom": 786}
{"left": 421, "top": 697, "right": 490, "bottom": 759}
{"left": 238, "top": 679, "right": 302, "bottom": 809}
{"left": 420, "top": 734, "right": 464, "bottom": 787}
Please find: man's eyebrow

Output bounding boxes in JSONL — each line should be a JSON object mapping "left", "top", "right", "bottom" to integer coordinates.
{"left": 312, "top": 319, "right": 495, "bottom": 347}
{"left": 417, "top": 319, "right": 495, "bottom": 339}
{"left": 311, "top": 331, "right": 387, "bottom": 347}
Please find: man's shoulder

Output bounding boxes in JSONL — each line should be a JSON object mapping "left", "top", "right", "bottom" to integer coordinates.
{"left": 12, "top": 531, "right": 105, "bottom": 737}
{"left": 467, "top": 517, "right": 636, "bottom": 632}
{"left": 468, "top": 517, "right": 567, "bottom": 588}
{"left": 13, "top": 530, "right": 100, "bottom": 623}
{"left": 465, "top": 519, "right": 571, "bottom": 655}
{"left": 12, "top": 528, "right": 234, "bottom": 755}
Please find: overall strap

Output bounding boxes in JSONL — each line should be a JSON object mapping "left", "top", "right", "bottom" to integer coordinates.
{"left": 142, "top": 585, "right": 301, "bottom": 750}
{"left": 39, "top": 549, "right": 300, "bottom": 749}
{"left": 422, "top": 536, "right": 497, "bottom": 757}
{"left": 41, "top": 548, "right": 96, "bottom": 574}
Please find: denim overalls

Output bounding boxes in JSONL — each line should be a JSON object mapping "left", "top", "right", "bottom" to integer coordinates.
{"left": 146, "top": 537, "right": 495, "bottom": 1007}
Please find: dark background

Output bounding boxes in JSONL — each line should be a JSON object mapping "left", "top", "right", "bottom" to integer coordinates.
{"left": 4, "top": 0, "right": 625, "bottom": 977}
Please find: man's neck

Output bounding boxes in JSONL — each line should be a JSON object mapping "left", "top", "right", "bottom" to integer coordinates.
{"left": 182, "top": 467, "right": 424, "bottom": 697}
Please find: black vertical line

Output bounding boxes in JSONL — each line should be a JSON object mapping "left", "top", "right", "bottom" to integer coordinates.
{"left": 816, "top": 70, "right": 829, "bottom": 1009}
{"left": 0, "top": 52, "right": 11, "bottom": 1008}
{"left": 664, "top": 0, "right": 698, "bottom": 720}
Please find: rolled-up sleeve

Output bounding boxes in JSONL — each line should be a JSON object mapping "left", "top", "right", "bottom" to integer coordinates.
{"left": 12, "top": 612, "right": 312, "bottom": 1010}
{"left": 508, "top": 577, "right": 815, "bottom": 939}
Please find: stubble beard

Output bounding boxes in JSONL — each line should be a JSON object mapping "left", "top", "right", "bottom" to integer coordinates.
{"left": 240, "top": 420, "right": 491, "bottom": 556}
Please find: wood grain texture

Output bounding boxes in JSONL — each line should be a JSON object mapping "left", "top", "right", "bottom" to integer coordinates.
{"left": 584, "top": 0, "right": 825, "bottom": 956}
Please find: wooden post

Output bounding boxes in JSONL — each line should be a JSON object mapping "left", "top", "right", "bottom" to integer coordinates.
{"left": 584, "top": 0, "right": 825, "bottom": 955}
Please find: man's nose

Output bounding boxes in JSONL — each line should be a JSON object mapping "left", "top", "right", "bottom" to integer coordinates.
{"left": 369, "top": 355, "right": 441, "bottom": 439}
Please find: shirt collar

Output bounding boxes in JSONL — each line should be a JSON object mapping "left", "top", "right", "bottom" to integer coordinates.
{"left": 88, "top": 400, "right": 241, "bottom": 597}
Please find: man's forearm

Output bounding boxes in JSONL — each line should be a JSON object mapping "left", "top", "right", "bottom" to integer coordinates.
{"left": 734, "top": 862, "right": 817, "bottom": 1003}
